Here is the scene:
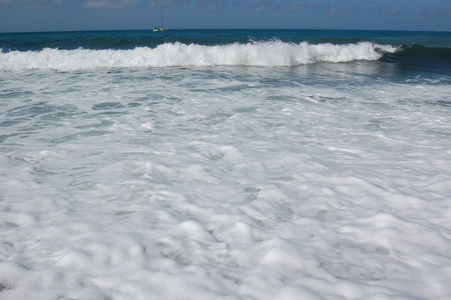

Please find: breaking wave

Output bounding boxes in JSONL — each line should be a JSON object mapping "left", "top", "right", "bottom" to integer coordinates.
{"left": 0, "top": 41, "right": 398, "bottom": 71}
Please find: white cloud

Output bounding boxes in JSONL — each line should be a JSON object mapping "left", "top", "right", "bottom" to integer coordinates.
{"left": 149, "top": 0, "right": 181, "bottom": 8}
{"left": 0, "top": 0, "right": 15, "bottom": 5}
{"left": 280, "top": 2, "right": 306, "bottom": 11}
{"left": 83, "top": 0, "right": 140, "bottom": 9}
{"left": 0, "top": 0, "right": 62, "bottom": 8}
{"left": 248, "top": 0, "right": 306, "bottom": 13}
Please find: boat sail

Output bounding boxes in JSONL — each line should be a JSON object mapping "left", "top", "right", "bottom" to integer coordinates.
{"left": 153, "top": 6, "right": 167, "bottom": 32}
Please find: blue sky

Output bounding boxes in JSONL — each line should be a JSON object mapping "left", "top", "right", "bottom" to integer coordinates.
{"left": 0, "top": 0, "right": 450, "bottom": 32}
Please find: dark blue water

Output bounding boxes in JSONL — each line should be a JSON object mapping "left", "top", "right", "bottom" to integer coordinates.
{"left": 1, "top": 29, "right": 450, "bottom": 48}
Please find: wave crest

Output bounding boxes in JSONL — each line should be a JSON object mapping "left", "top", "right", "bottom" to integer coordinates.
{"left": 0, "top": 41, "right": 398, "bottom": 71}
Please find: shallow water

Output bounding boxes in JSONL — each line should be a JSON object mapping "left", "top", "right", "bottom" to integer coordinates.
{"left": 1, "top": 29, "right": 451, "bottom": 299}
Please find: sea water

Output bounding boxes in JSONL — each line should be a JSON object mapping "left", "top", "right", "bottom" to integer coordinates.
{"left": 1, "top": 29, "right": 451, "bottom": 299}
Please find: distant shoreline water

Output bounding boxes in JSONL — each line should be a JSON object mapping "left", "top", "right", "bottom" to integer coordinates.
{"left": 2, "top": 28, "right": 451, "bottom": 33}
{"left": 1, "top": 28, "right": 451, "bottom": 49}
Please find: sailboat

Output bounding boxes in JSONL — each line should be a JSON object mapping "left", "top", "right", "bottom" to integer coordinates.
{"left": 153, "top": 6, "right": 167, "bottom": 32}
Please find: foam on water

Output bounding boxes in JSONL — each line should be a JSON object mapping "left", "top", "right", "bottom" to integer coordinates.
{"left": 1, "top": 60, "right": 451, "bottom": 299}
{"left": 0, "top": 41, "right": 398, "bottom": 71}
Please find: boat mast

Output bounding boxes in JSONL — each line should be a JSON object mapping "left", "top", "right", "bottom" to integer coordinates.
{"left": 160, "top": 6, "right": 164, "bottom": 29}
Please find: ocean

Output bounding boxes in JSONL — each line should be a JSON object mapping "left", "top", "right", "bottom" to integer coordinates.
{"left": 1, "top": 29, "right": 451, "bottom": 299}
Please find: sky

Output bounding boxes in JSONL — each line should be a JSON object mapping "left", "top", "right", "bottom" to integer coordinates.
{"left": 0, "top": 0, "right": 450, "bottom": 33}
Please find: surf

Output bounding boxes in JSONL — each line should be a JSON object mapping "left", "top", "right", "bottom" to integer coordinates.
{"left": 0, "top": 41, "right": 399, "bottom": 71}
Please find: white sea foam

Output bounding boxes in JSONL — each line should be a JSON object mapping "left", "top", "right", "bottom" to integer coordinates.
{"left": 0, "top": 41, "right": 398, "bottom": 71}
{"left": 0, "top": 62, "right": 450, "bottom": 299}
